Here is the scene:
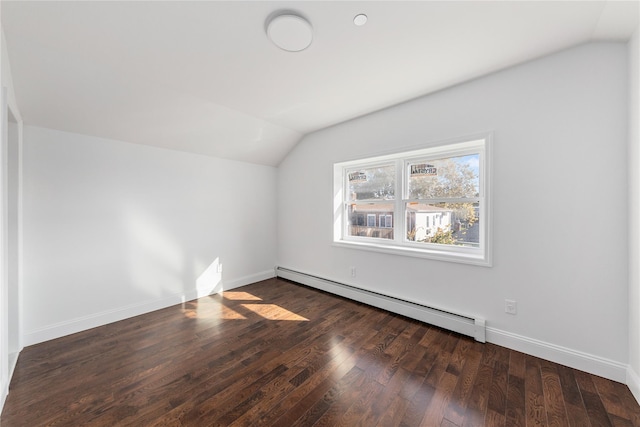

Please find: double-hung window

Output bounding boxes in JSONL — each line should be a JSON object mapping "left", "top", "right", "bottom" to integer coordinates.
{"left": 333, "top": 136, "right": 491, "bottom": 266}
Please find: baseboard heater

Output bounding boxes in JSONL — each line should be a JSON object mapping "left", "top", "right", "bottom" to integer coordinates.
{"left": 275, "top": 267, "right": 485, "bottom": 343}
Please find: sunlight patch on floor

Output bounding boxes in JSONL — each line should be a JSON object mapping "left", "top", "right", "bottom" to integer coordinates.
{"left": 241, "top": 304, "right": 309, "bottom": 321}
{"left": 218, "top": 305, "right": 247, "bottom": 320}
{"left": 182, "top": 300, "right": 246, "bottom": 320}
{"left": 223, "top": 291, "right": 263, "bottom": 301}
{"left": 182, "top": 291, "right": 307, "bottom": 321}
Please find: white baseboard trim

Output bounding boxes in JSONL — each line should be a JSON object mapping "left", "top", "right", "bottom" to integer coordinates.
{"left": 0, "top": 379, "right": 7, "bottom": 417}
{"left": 486, "top": 327, "right": 627, "bottom": 383}
{"left": 23, "top": 270, "right": 275, "bottom": 347}
{"left": 627, "top": 365, "right": 640, "bottom": 405}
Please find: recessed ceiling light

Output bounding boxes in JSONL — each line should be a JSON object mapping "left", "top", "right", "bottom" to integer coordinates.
{"left": 266, "top": 14, "right": 313, "bottom": 52}
{"left": 354, "top": 14, "right": 368, "bottom": 26}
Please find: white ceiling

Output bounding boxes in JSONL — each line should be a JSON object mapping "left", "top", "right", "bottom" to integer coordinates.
{"left": 2, "top": 1, "right": 639, "bottom": 166}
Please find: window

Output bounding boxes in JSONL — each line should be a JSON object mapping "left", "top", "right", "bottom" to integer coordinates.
{"left": 333, "top": 136, "right": 491, "bottom": 266}
{"left": 380, "top": 214, "right": 392, "bottom": 228}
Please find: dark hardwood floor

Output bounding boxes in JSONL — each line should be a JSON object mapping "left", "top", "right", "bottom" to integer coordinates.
{"left": 2, "top": 278, "right": 639, "bottom": 426}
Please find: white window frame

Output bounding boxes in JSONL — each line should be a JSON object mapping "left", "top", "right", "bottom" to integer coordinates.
{"left": 333, "top": 134, "right": 492, "bottom": 266}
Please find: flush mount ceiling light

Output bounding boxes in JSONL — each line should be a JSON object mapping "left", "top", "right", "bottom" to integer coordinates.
{"left": 266, "top": 13, "right": 313, "bottom": 52}
{"left": 353, "top": 14, "right": 368, "bottom": 26}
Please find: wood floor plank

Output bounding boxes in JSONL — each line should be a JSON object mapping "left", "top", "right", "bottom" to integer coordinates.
{"left": 420, "top": 371, "right": 459, "bottom": 427}
{"left": 487, "top": 361, "right": 508, "bottom": 416}
{"left": 256, "top": 346, "right": 357, "bottom": 426}
{"left": 289, "top": 365, "right": 364, "bottom": 427}
{"left": 508, "top": 350, "right": 526, "bottom": 379}
{"left": 610, "top": 414, "right": 635, "bottom": 427}
{"left": 377, "top": 323, "right": 428, "bottom": 386}
{"left": 593, "top": 375, "right": 640, "bottom": 426}
{"left": 304, "top": 366, "right": 367, "bottom": 427}
{"left": 524, "top": 355, "right": 549, "bottom": 427}
{"left": 556, "top": 364, "right": 592, "bottom": 427}
{"left": 353, "top": 380, "right": 388, "bottom": 427}
{"left": 484, "top": 409, "right": 506, "bottom": 427}
{"left": 331, "top": 376, "right": 381, "bottom": 426}
{"left": 374, "top": 394, "right": 410, "bottom": 427}
{"left": 575, "top": 370, "right": 615, "bottom": 427}
{"left": 443, "top": 340, "right": 483, "bottom": 425}
{"left": 540, "top": 360, "right": 570, "bottom": 427}
{"left": 461, "top": 361, "right": 494, "bottom": 427}
{"left": 2, "top": 278, "right": 639, "bottom": 426}
{"left": 505, "top": 373, "right": 526, "bottom": 427}
{"left": 441, "top": 419, "right": 460, "bottom": 427}
{"left": 581, "top": 389, "right": 614, "bottom": 427}
{"left": 400, "top": 380, "right": 437, "bottom": 427}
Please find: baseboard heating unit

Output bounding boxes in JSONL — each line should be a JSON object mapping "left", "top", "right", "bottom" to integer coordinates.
{"left": 275, "top": 267, "right": 486, "bottom": 343}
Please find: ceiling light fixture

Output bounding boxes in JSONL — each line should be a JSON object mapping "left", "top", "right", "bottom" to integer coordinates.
{"left": 353, "top": 14, "right": 368, "bottom": 26}
{"left": 266, "top": 13, "right": 313, "bottom": 52}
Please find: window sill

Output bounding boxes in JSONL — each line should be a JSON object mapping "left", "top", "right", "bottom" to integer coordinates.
{"left": 332, "top": 239, "right": 492, "bottom": 267}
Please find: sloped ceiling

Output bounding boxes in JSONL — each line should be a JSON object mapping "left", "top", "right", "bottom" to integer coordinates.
{"left": 2, "top": 1, "right": 638, "bottom": 166}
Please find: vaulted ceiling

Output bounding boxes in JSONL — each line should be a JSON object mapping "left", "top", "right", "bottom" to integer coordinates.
{"left": 2, "top": 1, "right": 638, "bottom": 166}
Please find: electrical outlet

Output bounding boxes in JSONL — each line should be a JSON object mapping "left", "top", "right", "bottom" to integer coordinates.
{"left": 217, "top": 263, "right": 223, "bottom": 273}
{"left": 505, "top": 299, "right": 517, "bottom": 315}
{"left": 350, "top": 267, "right": 356, "bottom": 278}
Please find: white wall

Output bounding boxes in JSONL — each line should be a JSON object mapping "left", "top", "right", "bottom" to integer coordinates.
{"left": 0, "top": 10, "right": 7, "bottom": 410}
{"left": 278, "top": 43, "right": 629, "bottom": 381}
{"left": 0, "top": 23, "right": 23, "bottom": 411}
{"left": 6, "top": 112, "right": 19, "bottom": 364}
{"left": 22, "top": 125, "right": 277, "bottom": 345}
{"left": 628, "top": 28, "right": 640, "bottom": 402}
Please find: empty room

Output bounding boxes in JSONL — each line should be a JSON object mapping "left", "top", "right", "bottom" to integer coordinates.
{"left": 1, "top": 1, "right": 640, "bottom": 425}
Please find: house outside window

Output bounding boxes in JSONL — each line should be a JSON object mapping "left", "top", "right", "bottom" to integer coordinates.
{"left": 334, "top": 135, "right": 491, "bottom": 266}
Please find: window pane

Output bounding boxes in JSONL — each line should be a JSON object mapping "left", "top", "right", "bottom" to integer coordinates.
{"left": 406, "top": 202, "right": 479, "bottom": 247}
{"left": 407, "top": 154, "right": 479, "bottom": 199}
{"left": 348, "top": 203, "right": 394, "bottom": 239}
{"left": 348, "top": 164, "right": 395, "bottom": 201}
